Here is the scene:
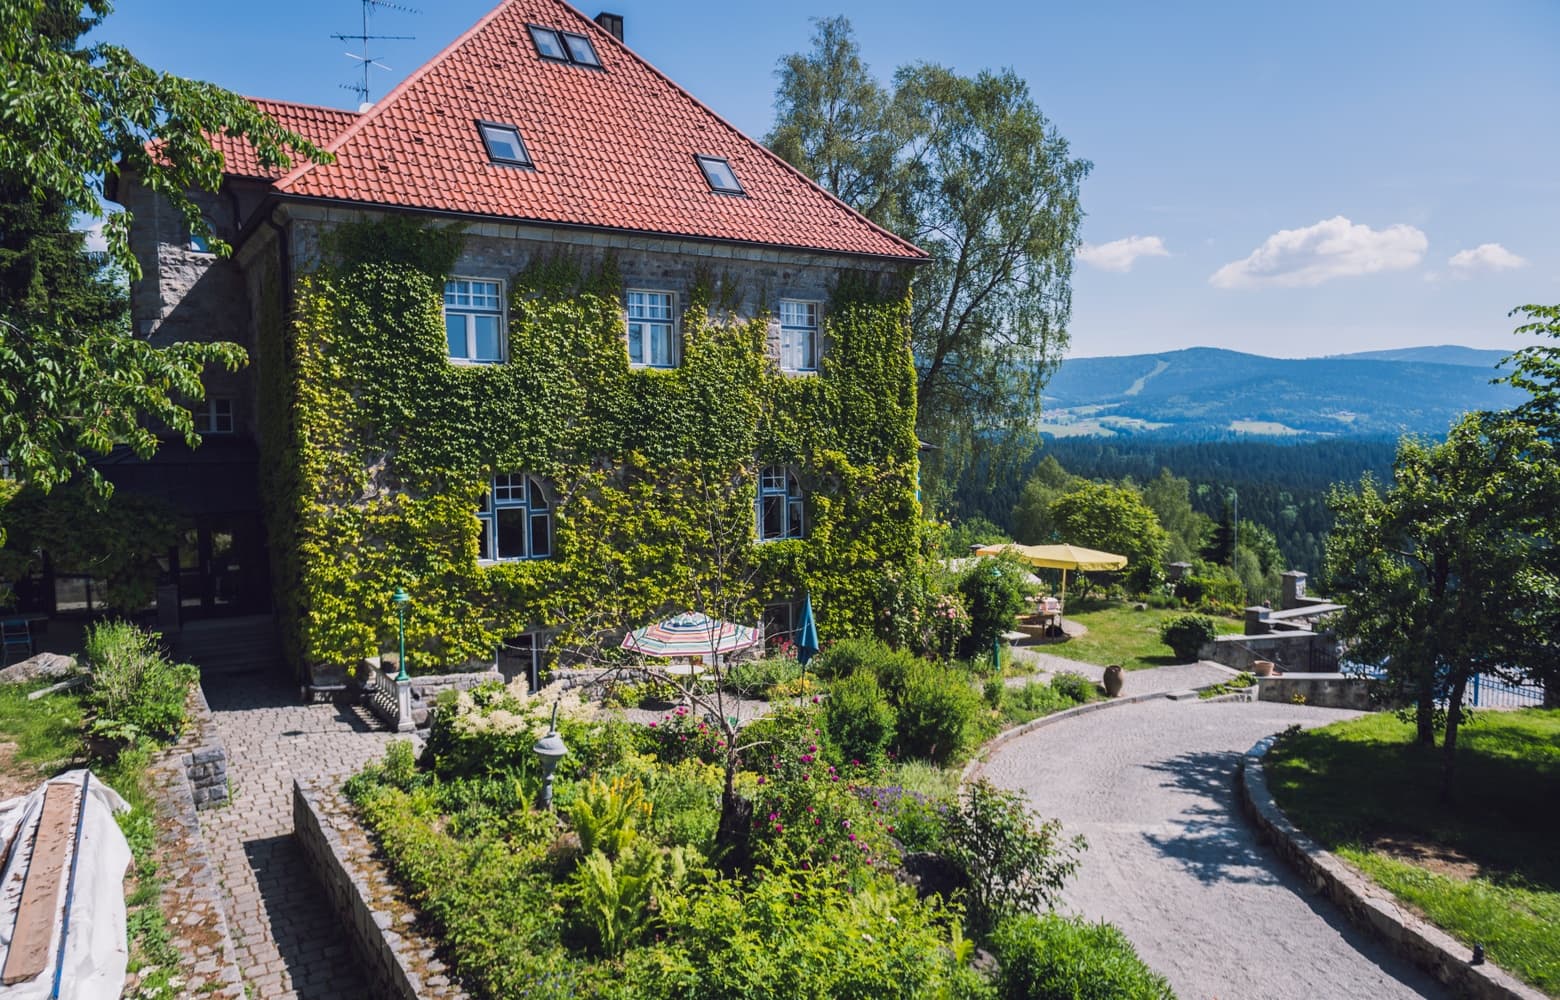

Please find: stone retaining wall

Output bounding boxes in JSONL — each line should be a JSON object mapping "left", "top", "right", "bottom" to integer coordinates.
{"left": 293, "top": 779, "right": 467, "bottom": 999}
{"left": 1239, "top": 736, "right": 1546, "bottom": 1000}
{"left": 1256, "top": 673, "right": 1373, "bottom": 711}
{"left": 182, "top": 683, "right": 230, "bottom": 809}
{"left": 1202, "top": 631, "right": 1329, "bottom": 674}
{"left": 141, "top": 683, "right": 245, "bottom": 998}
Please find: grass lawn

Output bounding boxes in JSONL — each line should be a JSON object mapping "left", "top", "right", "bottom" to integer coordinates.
{"left": 0, "top": 681, "right": 87, "bottom": 795}
{"left": 1266, "top": 709, "right": 1560, "bottom": 994}
{"left": 1053, "top": 599, "right": 1242, "bottom": 670}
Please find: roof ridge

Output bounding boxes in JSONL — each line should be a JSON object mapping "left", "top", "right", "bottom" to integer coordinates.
{"left": 244, "top": 96, "right": 356, "bottom": 115}
{"left": 274, "top": 0, "right": 519, "bottom": 192}
{"left": 558, "top": 0, "right": 924, "bottom": 259}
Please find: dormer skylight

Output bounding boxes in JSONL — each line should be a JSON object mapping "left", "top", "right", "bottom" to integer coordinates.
{"left": 562, "top": 32, "right": 600, "bottom": 67}
{"left": 695, "top": 155, "right": 743, "bottom": 195}
{"left": 528, "top": 24, "right": 601, "bottom": 68}
{"left": 478, "top": 121, "right": 532, "bottom": 167}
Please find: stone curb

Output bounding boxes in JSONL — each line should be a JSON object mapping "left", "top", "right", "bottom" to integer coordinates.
{"left": 293, "top": 779, "right": 468, "bottom": 1000}
{"left": 1238, "top": 735, "right": 1547, "bottom": 1000}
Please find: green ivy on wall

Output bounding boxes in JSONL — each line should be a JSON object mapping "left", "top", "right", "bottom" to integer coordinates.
{"left": 260, "top": 218, "right": 922, "bottom": 673}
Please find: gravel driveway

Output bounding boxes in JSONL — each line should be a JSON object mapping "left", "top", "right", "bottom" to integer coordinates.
{"left": 981, "top": 698, "right": 1446, "bottom": 1000}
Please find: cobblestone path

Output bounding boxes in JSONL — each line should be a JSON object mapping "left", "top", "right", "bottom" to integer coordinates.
{"left": 982, "top": 697, "right": 1446, "bottom": 1000}
{"left": 199, "top": 669, "right": 399, "bottom": 999}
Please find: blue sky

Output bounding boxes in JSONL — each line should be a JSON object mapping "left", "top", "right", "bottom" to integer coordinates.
{"left": 96, "top": 0, "right": 1559, "bottom": 358}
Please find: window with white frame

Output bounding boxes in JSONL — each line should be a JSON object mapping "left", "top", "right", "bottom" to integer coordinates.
{"left": 196, "top": 397, "right": 234, "bottom": 434}
{"left": 477, "top": 473, "right": 553, "bottom": 562}
{"left": 757, "top": 466, "right": 804, "bottom": 541}
{"left": 444, "top": 278, "right": 505, "bottom": 364}
{"left": 779, "top": 299, "right": 819, "bottom": 372}
{"left": 626, "top": 290, "right": 677, "bottom": 368}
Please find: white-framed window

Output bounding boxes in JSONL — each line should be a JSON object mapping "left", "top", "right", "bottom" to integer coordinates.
{"left": 444, "top": 278, "right": 505, "bottom": 364}
{"left": 757, "top": 466, "right": 805, "bottom": 541}
{"left": 626, "top": 290, "right": 677, "bottom": 368}
{"left": 195, "top": 397, "right": 234, "bottom": 434}
{"left": 477, "top": 473, "right": 553, "bottom": 562}
{"left": 779, "top": 299, "right": 819, "bottom": 372}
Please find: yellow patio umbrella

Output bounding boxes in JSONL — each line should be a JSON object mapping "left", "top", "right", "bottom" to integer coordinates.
{"left": 974, "top": 542, "right": 1128, "bottom": 609}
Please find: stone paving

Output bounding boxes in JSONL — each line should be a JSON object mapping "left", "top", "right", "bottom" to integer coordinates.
{"left": 198, "top": 668, "right": 400, "bottom": 999}
{"left": 982, "top": 696, "right": 1446, "bottom": 1000}
{"left": 1007, "top": 646, "right": 1238, "bottom": 694}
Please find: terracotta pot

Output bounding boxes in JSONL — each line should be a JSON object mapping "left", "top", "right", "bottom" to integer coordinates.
{"left": 1102, "top": 664, "right": 1124, "bottom": 698}
{"left": 1253, "top": 659, "right": 1275, "bottom": 677}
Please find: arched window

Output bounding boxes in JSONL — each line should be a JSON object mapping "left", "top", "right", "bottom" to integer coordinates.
{"left": 478, "top": 473, "right": 552, "bottom": 561}
{"left": 757, "top": 466, "right": 804, "bottom": 541}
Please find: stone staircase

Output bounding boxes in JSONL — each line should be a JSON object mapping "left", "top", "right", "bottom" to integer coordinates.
{"left": 172, "top": 615, "right": 285, "bottom": 677}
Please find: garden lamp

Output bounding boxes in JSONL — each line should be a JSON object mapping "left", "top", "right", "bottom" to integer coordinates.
{"left": 532, "top": 700, "right": 568, "bottom": 810}
{"left": 392, "top": 587, "right": 411, "bottom": 682}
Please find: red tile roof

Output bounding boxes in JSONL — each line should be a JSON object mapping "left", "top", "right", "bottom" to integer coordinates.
{"left": 251, "top": 0, "right": 923, "bottom": 260}
{"left": 215, "top": 99, "right": 359, "bottom": 180}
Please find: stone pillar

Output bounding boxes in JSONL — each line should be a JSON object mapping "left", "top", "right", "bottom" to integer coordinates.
{"left": 395, "top": 677, "right": 415, "bottom": 734}
{"left": 1166, "top": 561, "right": 1192, "bottom": 582}
{"left": 1280, "top": 570, "right": 1307, "bottom": 610}
{"left": 1244, "top": 606, "right": 1272, "bottom": 636}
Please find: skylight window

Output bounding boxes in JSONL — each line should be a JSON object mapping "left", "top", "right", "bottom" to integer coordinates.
{"left": 529, "top": 24, "right": 602, "bottom": 68}
{"left": 528, "top": 25, "right": 568, "bottom": 61}
{"left": 695, "top": 155, "right": 743, "bottom": 195}
{"left": 478, "top": 121, "right": 532, "bottom": 167}
{"left": 562, "top": 32, "right": 600, "bottom": 67}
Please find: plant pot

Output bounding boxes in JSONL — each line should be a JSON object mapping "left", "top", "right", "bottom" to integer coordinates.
{"left": 1252, "top": 659, "right": 1275, "bottom": 677}
{"left": 1102, "top": 664, "right": 1124, "bottom": 698}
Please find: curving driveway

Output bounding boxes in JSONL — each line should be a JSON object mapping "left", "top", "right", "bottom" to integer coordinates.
{"left": 981, "top": 697, "right": 1446, "bottom": 1000}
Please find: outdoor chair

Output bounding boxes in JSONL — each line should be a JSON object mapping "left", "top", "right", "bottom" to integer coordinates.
{"left": 1, "top": 619, "right": 34, "bottom": 665}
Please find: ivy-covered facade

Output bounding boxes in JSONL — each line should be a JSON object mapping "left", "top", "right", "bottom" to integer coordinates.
{"left": 116, "top": 0, "right": 927, "bottom": 678}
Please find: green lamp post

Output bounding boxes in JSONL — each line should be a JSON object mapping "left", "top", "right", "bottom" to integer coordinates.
{"left": 392, "top": 587, "right": 411, "bottom": 682}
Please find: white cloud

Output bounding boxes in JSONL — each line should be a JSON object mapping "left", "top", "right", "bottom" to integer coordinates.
{"left": 72, "top": 213, "right": 109, "bottom": 253}
{"left": 1209, "top": 215, "right": 1427, "bottom": 289}
{"left": 1447, "top": 243, "right": 1526, "bottom": 273}
{"left": 1077, "top": 235, "right": 1169, "bottom": 273}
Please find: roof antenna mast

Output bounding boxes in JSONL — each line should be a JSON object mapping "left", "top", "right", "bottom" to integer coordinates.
{"left": 333, "top": 0, "right": 418, "bottom": 109}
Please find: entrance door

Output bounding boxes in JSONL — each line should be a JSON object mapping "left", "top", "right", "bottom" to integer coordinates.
{"left": 168, "top": 515, "right": 268, "bottom": 620}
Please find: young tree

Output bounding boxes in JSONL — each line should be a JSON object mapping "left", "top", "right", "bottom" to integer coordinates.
{"left": 766, "top": 20, "right": 1089, "bottom": 505}
{"left": 0, "top": 0, "right": 326, "bottom": 496}
{"left": 1046, "top": 482, "right": 1168, "bottom": 595}
{"left": 1141, "top": 468, "right": 1211, "bottom": 563}
{"left": 1326, "top": 412, "right": 1559, "bottom": 797}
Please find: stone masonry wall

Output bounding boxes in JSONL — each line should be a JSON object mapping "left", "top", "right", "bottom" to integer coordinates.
{"left": 141, "top": 683, "right": 246, "bottom": 998}
{"left": 183, "top": 682, "right": 231, "bottom": 809}
{"left": 1202, "top": 631, "right": 1325, "bottom": 674}
{"left": 293, "top": 779, "right": 467, "bottom": 999}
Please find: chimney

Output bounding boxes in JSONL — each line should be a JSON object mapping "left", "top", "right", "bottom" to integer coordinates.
{"left": 594, "top": 12, "right": 624, "bottom": 42}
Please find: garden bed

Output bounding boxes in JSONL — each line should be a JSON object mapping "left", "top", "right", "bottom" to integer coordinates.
{"left": 1264, "top": 710, "right": 1560, "bottom": 996}
{"left": 339, "top": 666, "right": 1176, "bottom": 999}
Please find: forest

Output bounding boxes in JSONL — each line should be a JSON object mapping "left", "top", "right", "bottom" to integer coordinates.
{"left": 949, "top": 436, "right": 1402, "bottom": 580}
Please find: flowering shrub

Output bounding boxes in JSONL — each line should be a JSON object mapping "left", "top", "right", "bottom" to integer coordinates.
{"left": 874, "top": 568, "right": 972, "bottom": 658}
{"left": 643, "top": 704, "right": 724, "bottom": 766}
{"left": 421, "top": 678, "right": 597, "bottom": 781}
{"left": 748, "top": 743, "right": 900, "bottom": 883}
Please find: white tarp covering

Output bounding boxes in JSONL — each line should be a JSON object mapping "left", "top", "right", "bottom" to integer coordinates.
{"left": 0, "top": 770, "right": 130, "bottom": 1000}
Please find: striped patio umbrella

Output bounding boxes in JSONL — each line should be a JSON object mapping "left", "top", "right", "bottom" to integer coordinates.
{"left": 621, "top": 612, "right": 760, "bottom": 660}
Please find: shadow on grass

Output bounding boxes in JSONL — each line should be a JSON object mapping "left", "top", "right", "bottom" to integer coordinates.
{"left": 1267, "top": 713, "right": 1560, "bottom": 893}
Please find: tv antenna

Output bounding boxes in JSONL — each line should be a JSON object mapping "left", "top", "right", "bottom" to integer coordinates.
{"left": 333, "top": 0, "right": 418, "bottom": 108}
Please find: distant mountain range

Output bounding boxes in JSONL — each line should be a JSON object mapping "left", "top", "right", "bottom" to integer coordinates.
{"left": 1040, "top": 346, "right": 1524, "bottom": 440}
